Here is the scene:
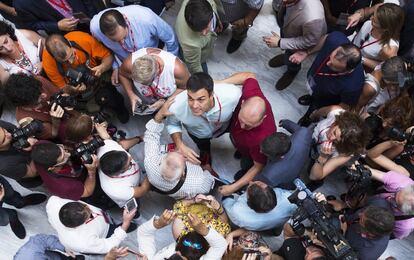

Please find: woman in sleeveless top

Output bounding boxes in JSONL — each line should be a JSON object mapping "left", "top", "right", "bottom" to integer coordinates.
{"left": 119, "top": 47, "right": 190, "bottom": 114}
{"left": 0, "top": 20, "right": 44, "bottom": 83}
{"left": 351, "top": 3, "right": 404, "bottom": 72}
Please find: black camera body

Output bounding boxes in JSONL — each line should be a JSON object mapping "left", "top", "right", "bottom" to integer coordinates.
{"left": 11, "top": 120, "right": 43, "bottom": 150}
{"left": 66, "top": 67, "right": 96, "bottom": 86}
{"left": 288, "top": 179, "right": 357, "bottom": 260}
{"left": 50, "top": 93, "right": 77, "bottom": 109}
{"left": 387, "top": 127, "right": 414, "bottom": 144}
{"left": 73, "top": 136, "right": 104, "bottom": 164}
{"left": 93, "top": 111, "right": 109, "bottom": 124}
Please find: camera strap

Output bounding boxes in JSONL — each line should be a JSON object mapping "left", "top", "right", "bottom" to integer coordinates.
{"left": 150, "top": 166, "right": 187, "bottom": 195}
{"left": 55, "top": 41, "right": 92, "bottom": 79}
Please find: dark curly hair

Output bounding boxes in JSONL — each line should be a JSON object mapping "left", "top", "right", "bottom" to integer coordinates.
{"left": 379, "top": 95, "right": 414, "bottom": 130}
{"left": 0, "top": 20, "right": 17, "bottom": 41}
{"left": 334, "top": 111, "right": 371, "bottom": 155}
{"left": 4, "top": 73, "right": 42, "bottom": 107}
{"left": 175, "top": 231, "right": 209, "bottom": 260}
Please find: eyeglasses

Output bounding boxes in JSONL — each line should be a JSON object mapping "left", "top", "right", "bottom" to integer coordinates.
{"left": 182, "top": 239, "right": 203, "bottom": 250}
{"left": 53, "top": 144, "right": 70, "bottom": 167}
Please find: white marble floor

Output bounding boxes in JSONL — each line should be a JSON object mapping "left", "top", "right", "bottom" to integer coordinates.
{"left": 0, "top": 0, "right": 412, "bottom": 259}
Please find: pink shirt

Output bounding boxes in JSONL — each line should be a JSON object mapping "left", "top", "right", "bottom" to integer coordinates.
{"left": 380, "top": 171, "right": 414, "bottom": 239}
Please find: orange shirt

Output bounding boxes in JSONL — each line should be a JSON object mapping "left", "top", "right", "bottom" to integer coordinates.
{"left": 42, "top": 31, "right": 112, "bottom": 88}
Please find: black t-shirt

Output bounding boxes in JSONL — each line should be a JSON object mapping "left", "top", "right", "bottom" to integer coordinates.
{"left": 0, "top": 120, "right": 31, "bottom": 180}
{"left": 277, "top": 238, "right": 306, "bottom": 260}
{"left": 345, "top": 198, "right": 391, "bottom": 260}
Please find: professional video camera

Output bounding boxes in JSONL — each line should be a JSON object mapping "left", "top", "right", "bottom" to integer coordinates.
{"left": 73, "top": 136, "right": 104, "bottom": 164}
{"left": 11, "top": 119, "right": 43, "bottom": 150}
{"left": 66, "top": 67, "right": 96, "bottom": 86}
{"left": 288, "top": 179, "right": 357, "bottom": 260}
{"left": 387, "top": 127, "right": 414, "bottom": 144}
{"left": 50, "top": 92, "right": 77, "bottom": 109}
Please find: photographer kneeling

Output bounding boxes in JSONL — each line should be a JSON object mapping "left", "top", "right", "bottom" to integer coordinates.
{"left": 4, "top": 73, "right": 76, "bottom": 141}
{"left": 31, "top": 140, "right": 108, "bottom": 208}
{"left": 42, "top": 32, "right": 129, "bottom": 123}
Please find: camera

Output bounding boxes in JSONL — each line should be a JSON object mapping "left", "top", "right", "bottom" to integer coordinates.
{"left": 134, "top": 103, "right": 149, "bottom": 114}
{"left": 50, "top": 93, "right": 77, "bottom": 109}
{"left": 343, "top": 160, "right": 372, "bottom": 208}
{"left": 66, "top": 68, "right": 96, "bottom": 86}
{"left": 387, "top": 127, "right": 414, "bottom": 144}
{"left": 73, "top": 136, "right": 104, "bottom": 164}
{"left": 93, "top": 111, "right": 109, "bottom": 124}
{"left": 11, "top": 119, "right": 43, "bottom": 150}
{"left": 288, "top": 179, "right": 357, "bottom": 260}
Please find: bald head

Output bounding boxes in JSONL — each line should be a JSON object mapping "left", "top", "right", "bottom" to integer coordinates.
{"left": 45, "top": 34, "right": 70, "bottom": 61}
{"left": 160, "top": 152, "right": 186, "bottom": 182}
{"left": 238, "top": 96, "right": 266, "bottom": 130}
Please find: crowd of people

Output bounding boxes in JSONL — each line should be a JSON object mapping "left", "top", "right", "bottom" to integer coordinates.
{"left": 0, "top": 0, "right": 413, "bottom": 259}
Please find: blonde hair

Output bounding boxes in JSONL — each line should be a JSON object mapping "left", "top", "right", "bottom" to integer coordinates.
{"left": 131, "top": 55, "right": 158, "bottom": 85}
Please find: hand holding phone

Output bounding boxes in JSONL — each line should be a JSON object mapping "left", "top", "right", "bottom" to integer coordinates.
{"left": 124, "top": 198, "right": 138, "bottom": 213}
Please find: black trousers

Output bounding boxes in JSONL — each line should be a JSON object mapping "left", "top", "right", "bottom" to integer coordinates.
{"left": 0, "top": 176, "right": 24, "bottom": 226}
{"left": 188, "top": 133, "right": 212, "bottom": 156}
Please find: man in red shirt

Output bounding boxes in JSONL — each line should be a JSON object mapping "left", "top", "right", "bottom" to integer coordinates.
{"left": 219, "top": 77, "right": 276, "bottom": 196}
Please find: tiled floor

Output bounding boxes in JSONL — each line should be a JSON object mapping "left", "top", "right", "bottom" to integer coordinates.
{"left": 0, "top": 1, "right": 412, "bottom": 259}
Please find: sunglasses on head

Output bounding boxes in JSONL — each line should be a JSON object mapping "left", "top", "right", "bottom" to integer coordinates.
{"left": 182, "top": 239, "right": 202, "bottom": 250}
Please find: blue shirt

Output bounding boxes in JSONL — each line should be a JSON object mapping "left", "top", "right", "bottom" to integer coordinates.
{"left": 166, "top": 83, "right": 242, "bottom": 138}
{"left": 90, "top": 6, "right": 179, "bottom": 68}
{"left": 254, "top": 120, "right": 314, "bottom": 189}
{"left": 223, "top": 187, "right": 297, "bottom": 231}
{"left": 308, "top": 31, "right": 364, "bottom": 108}
{"left": 14, "top": 234, "right": 65, "bottom": 260}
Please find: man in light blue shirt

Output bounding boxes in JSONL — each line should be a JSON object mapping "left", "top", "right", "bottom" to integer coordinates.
{"left": 90, "top": 6, "right": 179, "bottom": 84}
{"left": 14, "top": 234, "right": 66, "bottom": 260}
{"left": 222, "top": 180, "right": 297, "bottom": 231}
{"left": 166, "top": 72, "right": 242, "bottom": 170}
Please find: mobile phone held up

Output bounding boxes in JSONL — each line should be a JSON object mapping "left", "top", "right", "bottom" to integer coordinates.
{"left": 124, "top": 197, "right": 138, "bottom": 213}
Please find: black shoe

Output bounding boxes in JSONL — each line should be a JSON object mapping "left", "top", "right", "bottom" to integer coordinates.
{"left": 298, "top": 115, "right": 312, "bottom": 127}
{"left": 18, "top": 193, "right": 47, "bottom": 208}
{"left": 233, "top": 150, "right": 242, "bottom": 160}
{"left": 126, "top": 223, "right": 137, "bottom": 233}
{"left": 10, "top": 215, "right": 26, "bottom": 239}
{"left": 16, "top": 176, "right": 43, "bottom": 189}
{"left": 226, "top": 38, "right": 243, "bottom": 53}
{"left": 268, "top": 54, "right": 285, "bottom": 68}
{"left": 275, "top": 71, "right": 297, "bottom": 91}
{"left": 114, "top": 106, "right": 130, "bottom": 124}
{"left": 298, "top": 94, "right": 312, "bottom": 106}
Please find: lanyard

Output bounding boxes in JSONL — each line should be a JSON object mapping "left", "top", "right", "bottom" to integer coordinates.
{"left": 120, "top": 16, "right": 137, "bottom": 53}
{"left": 85, "top": 210, "right": 110, "bottom": 224}
{"left": 143, "top": 60, "right": 164, "bottom": 98}
{"left": 314, "top": 55, "right": 353, "bottom": 77}
{"left": 360, "top": 38, "right": 380, "bottom": 49}
{"left": 47, "top": 0, "right": 72, "bottom": 13}
{"left": 315, "top": 124, "right": 333, "bottom": 145}
{"left": 108, "top": 163, "right": 140, "bottom": 179}
{"left": 201, "top": 94, "right": 222, "bottom": 124}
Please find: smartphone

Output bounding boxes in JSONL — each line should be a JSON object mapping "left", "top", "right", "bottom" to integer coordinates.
{"left": 127, "top": 248, "right": 145, "bottom": 257}
{"left": 72, "top": 12, "right": 90, "bottom": 23}
{"left": 124, "top": 197, "right": 138, "bottom": 213}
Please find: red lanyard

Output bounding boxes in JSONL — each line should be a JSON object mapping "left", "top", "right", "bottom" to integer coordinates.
{"left": 315, "top": 124, "right": 333, "bottom": 145}
{"left": 120, "top": 16, "right": 137, "bottom": 53}
{"left": 108, "top": 163, "right": 140, "bottom": 179}
{"left": 201, "top": 94, "right": 222, "bottom": 124}
{"left": 314, "top": 55, "right": 352, "bottom": 77}
{"left": 47, "top": 0, "right": 72, "bottom": 12}
{"left": 360, "top": 38, "right": 380, "bottom": 49}
{"left": 144, "top": 61, "right": 164, "bottom": 98}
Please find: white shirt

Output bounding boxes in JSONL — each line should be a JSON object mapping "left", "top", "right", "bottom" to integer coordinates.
{"left": 364, "top": 64, "right": 399, "bottom": 113}
{"left": 312, "top": 108, "right": 345, "bottom": 158}
{"left": 131, "top": 48, "right": 178, "bottom": 103}
{"left": 137, "top": 216, "right": 227, "bottom": 260}
{"left": 0, "top": 29, "right": 40, "bottom": 75}
{"left": 351, "top": 21, "right": 399, "bottom": 62}
{"left": 46, "top": 196, "right": 127, "bottom": 254}
{"left": 97, "top": 140, "right": 142, "bottom": 207}
{"left": 166, "top": 83, "right": 242, "bottom": 138}
{"left": 144, "top": 119, "right": 215, "bottom": 199}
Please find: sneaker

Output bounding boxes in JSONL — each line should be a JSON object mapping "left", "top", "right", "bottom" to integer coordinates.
{"left": 18, "top": 193, "right": 47, "bottom": 208}
{"left": 268, "top": 54, "right": 285, "bottom": 68}
{"left": 275, "top": 71, "right": 297, "bottom": 90}
{"left": 226, "top": 38, "right": 243, "bottom": 54}
{"left": 298, "top": 94, "right": 313, "bottom": 106}
{"left": 9, "top": 214, "right": 26, "bottom": 239}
